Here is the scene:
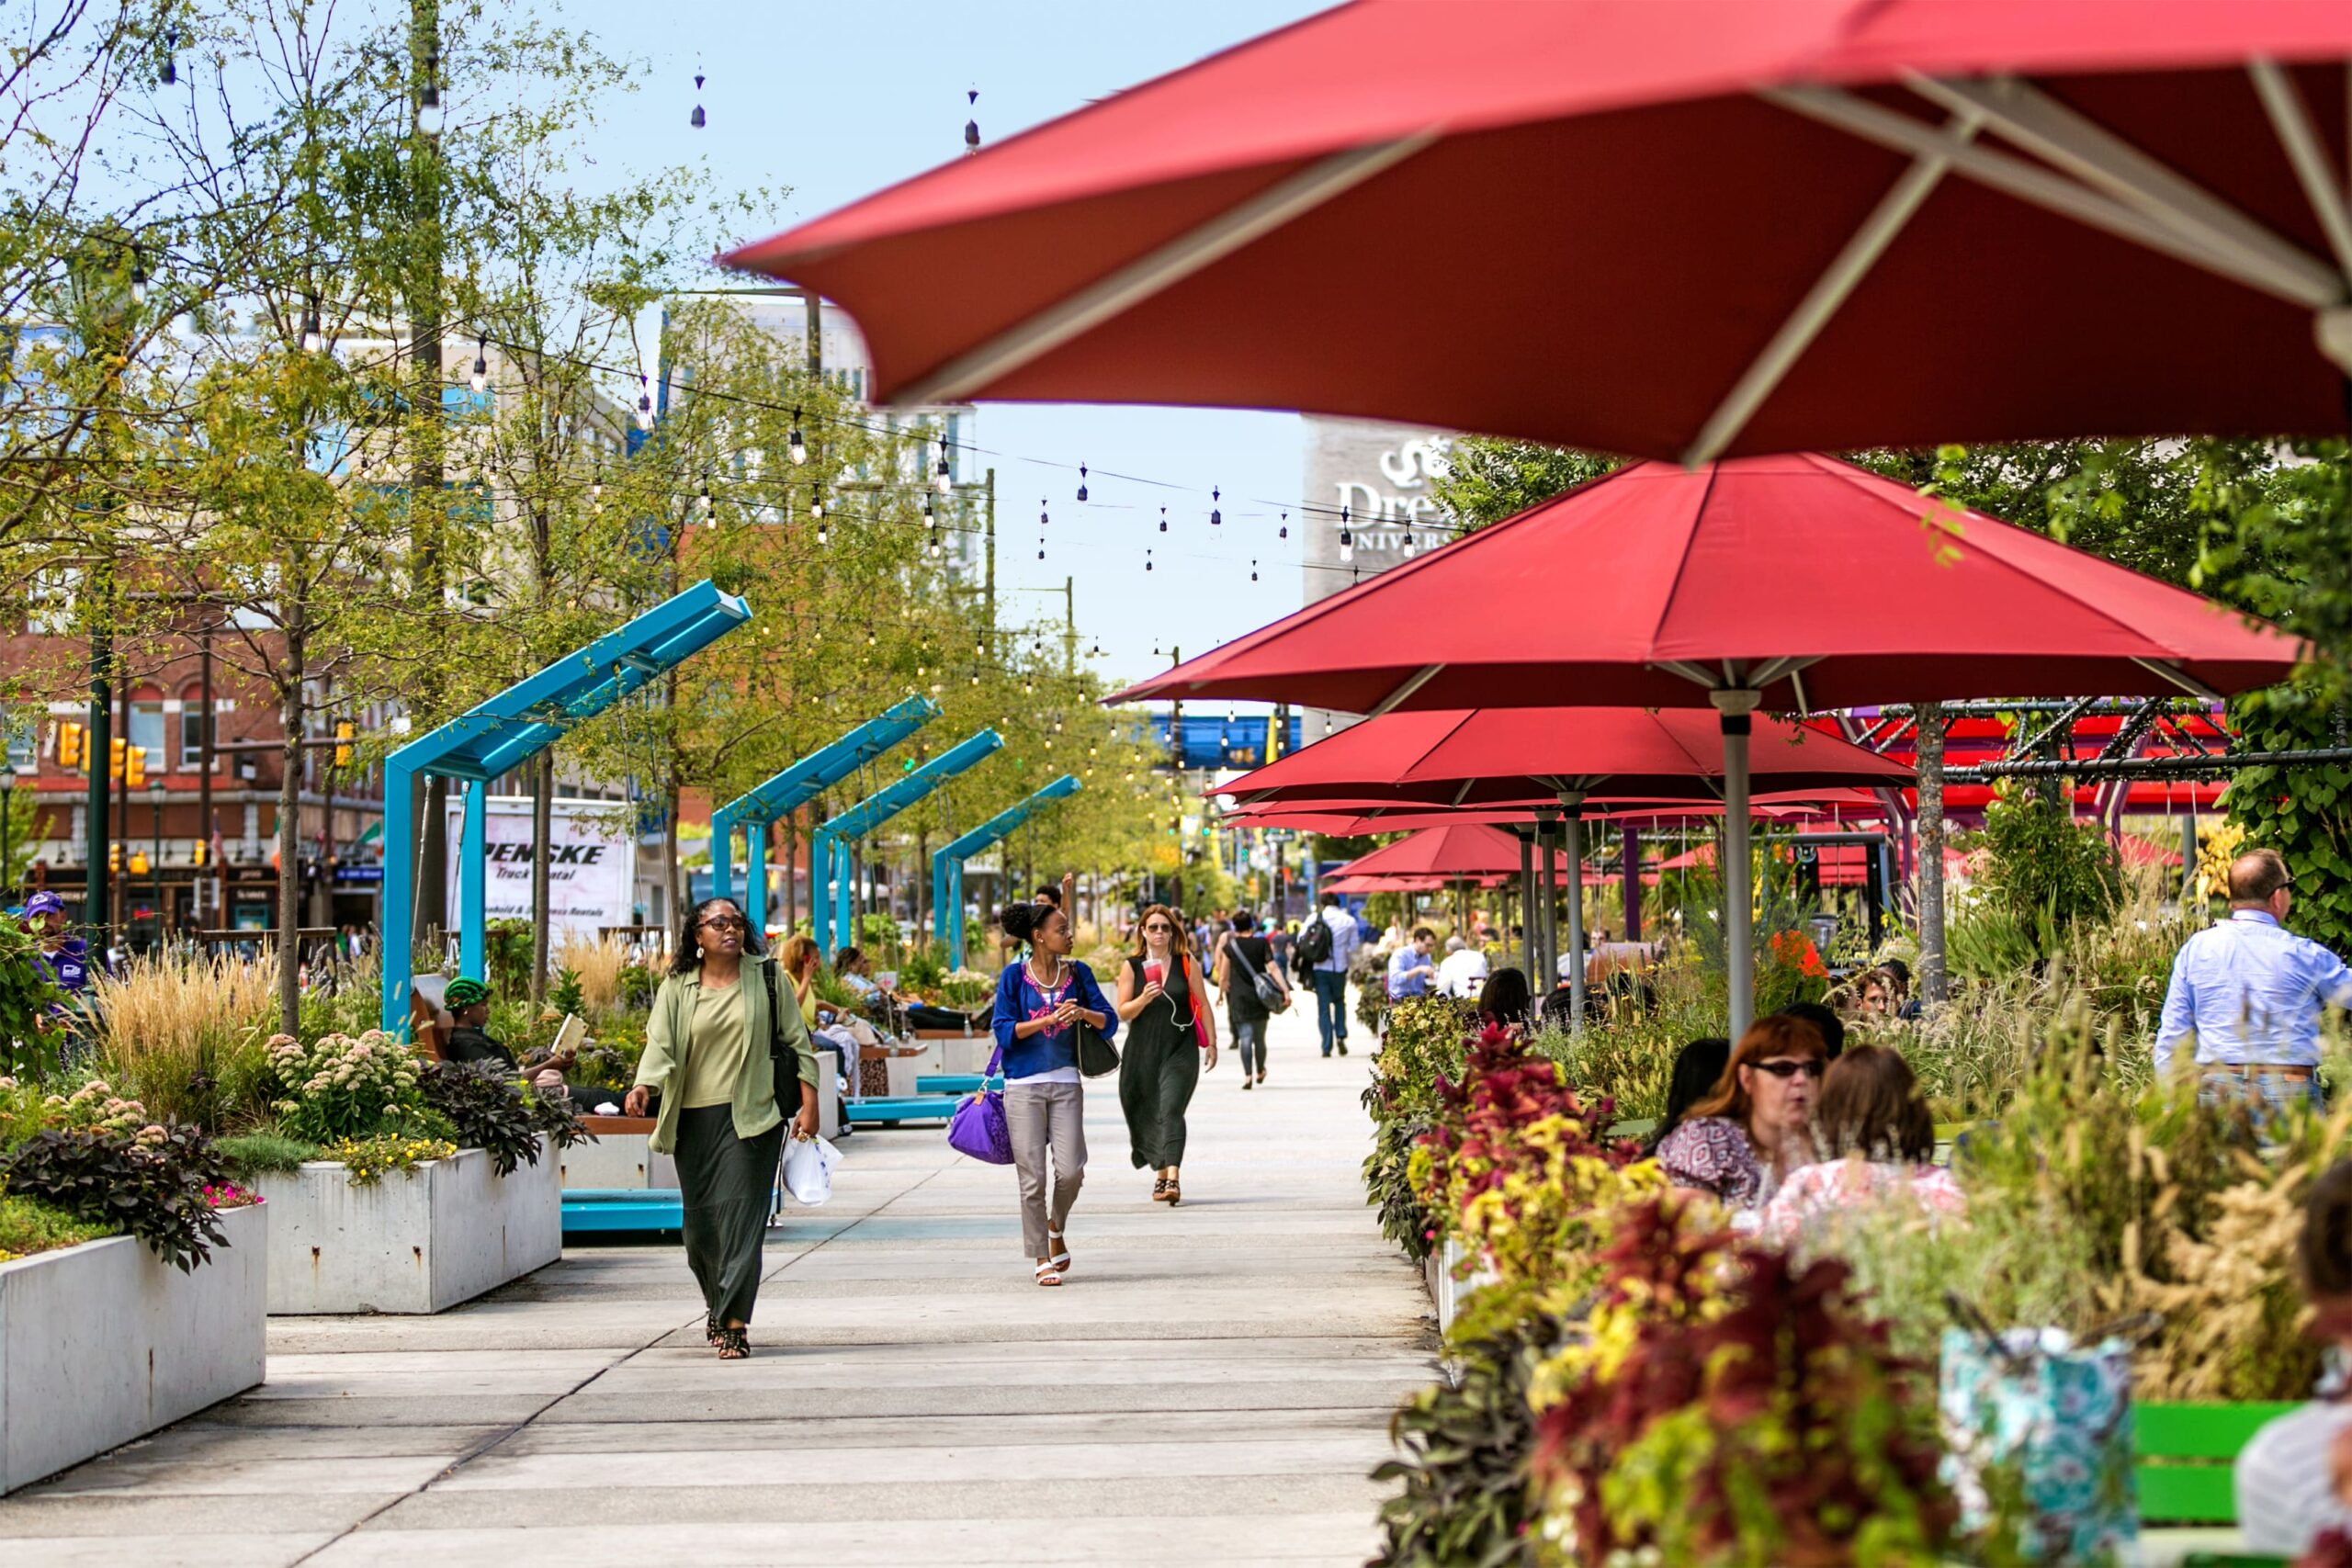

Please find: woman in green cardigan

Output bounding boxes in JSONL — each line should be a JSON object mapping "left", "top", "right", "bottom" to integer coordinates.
{"left": 624, "top": 897, "right": 820, "bottom": 1359}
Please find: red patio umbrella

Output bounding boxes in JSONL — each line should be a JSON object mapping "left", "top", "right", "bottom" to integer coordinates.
{"left": 728, "top": 1, "right": 2352, "bottom": 459}
{"left": 1319, "top": 822, "right": 1566, "bottom": 884}
{"left": 1118, "top": 454, "right": 2301, "bottom": 1032}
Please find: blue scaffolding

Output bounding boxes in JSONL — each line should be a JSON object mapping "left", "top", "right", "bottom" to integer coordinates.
{"left": 812, "top": 729, "right": 1002, "bottom": 955}
{"left": 931, "top": 775, "right": 1080, "bottom": 961}
{"left": 710, "top": 696, "right": 939, "bottom": 931}
{"left": 379, "top": 581, "right": 752, "bottom": 1035}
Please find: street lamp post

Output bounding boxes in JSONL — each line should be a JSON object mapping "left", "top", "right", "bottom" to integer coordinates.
{"left": 149, "top": 781, "right": 165, "bottom": 949}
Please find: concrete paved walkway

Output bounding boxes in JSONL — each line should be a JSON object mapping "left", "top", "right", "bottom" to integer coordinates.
{"left": 0, "top": 1002, "right": 1431, "bottom": 1566}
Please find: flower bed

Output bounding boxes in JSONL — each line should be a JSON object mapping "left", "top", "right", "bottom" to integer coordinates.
{"left": 0, "top": 1186, "right": 264, "bottom": 1494}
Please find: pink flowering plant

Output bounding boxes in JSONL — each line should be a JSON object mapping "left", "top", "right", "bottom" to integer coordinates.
{"left": 268, "top": 1031, "right": 426, "bottom": 1144}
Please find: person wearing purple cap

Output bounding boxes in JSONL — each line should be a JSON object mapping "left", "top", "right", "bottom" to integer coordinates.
{"left": 20, "top": 892, "right": 92, "bottom": 1000}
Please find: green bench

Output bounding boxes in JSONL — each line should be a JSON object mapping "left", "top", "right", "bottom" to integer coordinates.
{"left": 2138, "top": 1401, "right": 2299, "bottom": 1526}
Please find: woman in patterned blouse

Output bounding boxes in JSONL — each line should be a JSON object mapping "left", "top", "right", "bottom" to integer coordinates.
{"left": 1654, "top": 1015, "right": 1826, "bottom": 1208}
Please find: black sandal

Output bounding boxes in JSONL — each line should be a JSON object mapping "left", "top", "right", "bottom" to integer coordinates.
{"left": 717, "top": 1325, "right": 751, "bottom": 1359}
{"left": 705, "top": 1312, "right": 720, "bottom": 1346}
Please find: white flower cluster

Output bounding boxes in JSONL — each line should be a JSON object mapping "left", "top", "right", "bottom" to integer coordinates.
{"left": 268, "top": 1030, "right": 422, "bottom": 1137}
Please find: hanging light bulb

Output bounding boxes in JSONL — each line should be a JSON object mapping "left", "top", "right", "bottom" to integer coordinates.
{"left": 809, "top": 486, "right": 824, "bottom": 521}
{"left": 973, "top": 636, "right": 983, "bottom": 660}
{"left": 1036, "top": 536, "right": 1045, "bottom": 561}
{"left": 1210, "top": 486, "right": 1222, "bottom": 525}
{"left": 1089, "top": 640, "right": 1101, "bottom": 658}
{"left": 1279, "top": 510, "right": 1288, "bottom": 540}
{"left": 1076, "top": 464, "right": 1088, "bottom": 502}
{"left": 816, "top": 518, "right": 829, "bottom": 546}
{"left": 417, "top": 52, "right": 445, "bottom": 135}
{"left": 636, "top": 376, "right": 654, "bottom": 429}
{"left": 159, "top": 28, "right": 177, "bottom": 85}
{"left": 689, "top": 73, "right": 706, "bottom": 129}
{"left": 1339, "top": 503, "right": 1353, "bottom": 563}
{"left": 1250, "top": 559, "right": 1259, "bottom": 581}
{"left": 1159, "top": 506, "right": 1168, "bottom": 533}
{"left": 1145, "top": 548, "right": 1154, "bottom": 572}
{"left": 591, "top": 467, "right": 604, "bottom": 505}
{"left": 469, "top": 337, "right": 488, "bottom": 395}
{"left": 934, "top": 436, "right": 953, "bottom": 494}
{"left": 698, "top": 479, "right": 714, "bottom": 524}
{"left": 964, "top": 88, "right": 980, "bottom": 154}
{"left": 1039, "top": 501, "right": 1048, "bottom": 528}
{"left": 129, "top": 251, "right": 148, "bottom": 306}
{"left": 787, "top": 411, "right": 806, "bottom": 465}
{"left": 1402, "top": 530, "right": 1417, "bottom": 560}
{"left": 300, "top": 299, "right": 323, "bottom": 354}
{"left": 866, "top": 629, "right": 876, "bottom": 647}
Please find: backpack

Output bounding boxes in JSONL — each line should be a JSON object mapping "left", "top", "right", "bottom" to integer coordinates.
{"left": 1295, "top": 913, "right": 1333, "bottom": 968}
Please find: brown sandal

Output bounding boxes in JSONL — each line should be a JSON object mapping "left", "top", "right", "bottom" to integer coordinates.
{"left": 1151, "top": 1177, "right": 1171, "bottom": 1202}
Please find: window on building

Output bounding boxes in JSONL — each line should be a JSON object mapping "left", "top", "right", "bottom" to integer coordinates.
{"left": 179, "top": 687, "right": 209, "bottom": 770}
{"left": 129, "top": 694, "right": 167, "bottom": 774}
{"left": 6, "top": 709, "right": 35, "bottom": 772}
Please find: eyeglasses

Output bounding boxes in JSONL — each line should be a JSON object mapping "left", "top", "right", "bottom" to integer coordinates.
{"left": 1750, "top": 1057, "right": 1826, "bottom": 1080}
{"left": 699, "top": 915, "right": 747, "bottom": 932}
{"left": 1143, "top": 922, "right": 1173, "bottom": 933}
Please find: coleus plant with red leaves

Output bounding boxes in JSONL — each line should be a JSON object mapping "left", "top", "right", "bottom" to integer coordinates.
{"left": 1532, "top": 1194, "right": 1954, "bottom": 1567}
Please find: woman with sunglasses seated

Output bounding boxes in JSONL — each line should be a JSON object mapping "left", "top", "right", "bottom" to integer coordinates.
{"left": 1654, "top": 1014, "right": 1826, "bottom": 1210}
{"left": 1758, "top": 1044, "right": 1963, "bottom": 1242}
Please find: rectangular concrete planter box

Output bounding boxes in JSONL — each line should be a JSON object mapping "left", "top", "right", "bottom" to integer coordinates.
{"left": 254, "top": 1142, "right": 560, "bottom": 1314}
{"left": 1, "top": 1201, "right": 266, "bottom": 1494}
{"left": 1421, "top": 1239, "right": 1494, "bottom": 1335}
{"left": 559, "top": 1122, "right": 677, "bottom": 1191}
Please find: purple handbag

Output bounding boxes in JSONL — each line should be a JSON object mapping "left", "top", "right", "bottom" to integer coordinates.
{"left": 946, "top": 1046, "right": 1013, "bottom": 1165}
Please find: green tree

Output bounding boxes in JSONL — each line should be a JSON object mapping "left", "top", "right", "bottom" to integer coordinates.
{"left": 1429, "top": 437, "right": 1616, "bottom": 532}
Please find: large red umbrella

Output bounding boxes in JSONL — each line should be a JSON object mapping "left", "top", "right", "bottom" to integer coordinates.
{"left": 1119, "top": 454, "right": 2300, "bottom": 1032}
{"left": 727, "top": 1, "right": 2352, "bottom": 458}
{"left": 1322, "top": 822, "right": 1565, "bottom": 883}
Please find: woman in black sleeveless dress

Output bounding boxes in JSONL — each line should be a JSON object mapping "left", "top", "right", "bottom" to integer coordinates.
{"left": 1113, "top": 903, "right": 1218, "bottom": 1204}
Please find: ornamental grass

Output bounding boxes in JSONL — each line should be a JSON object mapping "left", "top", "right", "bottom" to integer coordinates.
{"left": 90, "top": 953, "right": 279, "bottom": 1129}
{"left": 554, "top": 931, "right": 631, "bottom": 1013}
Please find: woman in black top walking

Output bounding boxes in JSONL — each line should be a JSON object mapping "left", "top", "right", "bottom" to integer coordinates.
{"left": 1114, "top": 904, "right": 1217, "bottom": 1204}
{"left": 1216, "top": 909, "right": 1287, "bottom": 1089}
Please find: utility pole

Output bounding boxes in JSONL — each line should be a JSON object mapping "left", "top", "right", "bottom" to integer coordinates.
{"left": 409, "top": 0, "right": 451, "bottom": 946}
{"left": 1061, "top": 575, "right": 1076, "bottom": 674}
{"left": 983, "top": 466, "right": 996, "bottom": 633}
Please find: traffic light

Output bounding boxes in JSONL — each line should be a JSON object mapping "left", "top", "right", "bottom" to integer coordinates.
{"left": 128, "top": 849, "right": 149, "bottom": 875}
{"left": 108, "top": 737, "right": 126, "bottom": 781}
{"left": 123, "top": 744, "right": 145, "bottom": 788}
{"left": 334, "top": 721, "right": 354, "bottom": 767}
{"left": 107, "top": 842, "right": 121, "bottom": 873}
{"left": 190, "top": 838, "right": 207, "bottom": 868}
{"left": 57, "top": 721, "right": 83, "bottom": 770}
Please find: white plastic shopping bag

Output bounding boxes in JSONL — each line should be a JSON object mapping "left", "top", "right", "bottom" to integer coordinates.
{"left": 782, "top": 1134, "right": 840, "bottom": 1206}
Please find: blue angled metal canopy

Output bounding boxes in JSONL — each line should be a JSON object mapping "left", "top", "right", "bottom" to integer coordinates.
{"left": 379, "top": 580, "right": 752, "bottom": 1034}
{"left": 711, "top": 696, "right": 940, "bottom": 931}
{"left": 813, "top": 728, "right": 1002, "bottom": 954}
{"left": 932, "top": 775, "right": 1080, "bottom": 960}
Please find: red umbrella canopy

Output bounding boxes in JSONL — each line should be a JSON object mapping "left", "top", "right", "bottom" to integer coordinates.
{"left": 1322, "top": 823, "right": 1565, "bottom": 883}
{"left": 1220, "top": 789, "right": 1889, "bottom": 837}
{"left": 1216, "top": 702, "right": 1910, "bottom": 808}
{"left": 1114, "top": 455, "right": 2304, "bottom": 716}
{"left": 727, "top": 1, "right": 2352, "bottom": 459}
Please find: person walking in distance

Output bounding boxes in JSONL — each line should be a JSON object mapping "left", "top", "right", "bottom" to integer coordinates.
{"left": 989, "top": 900, "right": 1116, "bottom": 1287}
{"left": 1216, "top": 908, "right": 1287, "bottom": 1090}
{"left": 1115, "top": 904, "right": 1218, "bottom": 1203}
{"left": 2157, "top": 848, "right": 2352, "bottom": 1115}
{"left": 1298, "top": 891, "right": 1360, "bottom": 1057}
{"left": 625, "top": 897, "right": 820, "bottom": 1359}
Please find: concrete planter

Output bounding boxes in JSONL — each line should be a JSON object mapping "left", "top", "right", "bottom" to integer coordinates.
{"left": 1420, "top": 1239, "right": 1494, "bottom": 1335}
{"left": 560, "top": 1121, "right": 677, "bottom": 1191}
{"left": 254, "top": 1142, "right": 560, "bottom": 1314}
{"left": 0, "top": 1201, "right": 266, "bottom": 1494}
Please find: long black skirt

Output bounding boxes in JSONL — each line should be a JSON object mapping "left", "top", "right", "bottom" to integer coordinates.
{"left": 673, "top": 1104, "right": 786, "bottom": 1327}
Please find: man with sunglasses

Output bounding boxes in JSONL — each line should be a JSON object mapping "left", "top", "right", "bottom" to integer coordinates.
{"left": 2157, "top": 849, "right": 2352, "bottom": 1113}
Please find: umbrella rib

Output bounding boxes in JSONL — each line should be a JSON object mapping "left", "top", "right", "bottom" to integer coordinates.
{"left": 891, "top": 132, "right": 1438, "bottom": 406}
{"left": 1764, "top": 85, "right": 2338, "bottom": 310}
{"left": 1683, "top": 103, "right": 1984, "bottom": 466}
{"left": 1365, "top": 663, "right": 1445, "bottom": 720}
{"left": 2132, "top": 659, "right": 2225, "bottom": 705}
{"left": 2247, "top": 61, "right": 2352, "bottom": 282}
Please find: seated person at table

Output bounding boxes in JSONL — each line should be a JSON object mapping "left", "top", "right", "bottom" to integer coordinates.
{"left": 441, "top": 977, "right": 574, "bottom": 1097}
{"left": 1779, "top": 999, "right": 1847, "bottom": 1061}
{"left": 1759, "top": 1045, "right": 1962, "bottom": 1241}
{"left": 2239, "top": 1159, "right": 2352, "bottom": 1557}
{"left": 1655, "top": 1015, "right": 1825, "bottom": 1209}
{"left": 836, "top": 946, "right": 984, "bottom": 1033}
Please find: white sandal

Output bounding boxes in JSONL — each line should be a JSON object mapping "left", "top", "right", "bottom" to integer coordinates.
{"left": 1047, "top": 1227, "right": 1070, "bottom": 1274}
{"left": 1033, "top": 1259, "right": 1063, "bottom": 1287}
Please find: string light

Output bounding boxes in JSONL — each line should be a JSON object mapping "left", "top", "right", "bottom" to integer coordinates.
{"left": 159, "top": 27, "right": 176, "bottom": 85}
{"left": 1076, "top": 464, "right": 1088, "bottom": 502}
{"left": 417, "top": 51, "right": 445, "bottom": 135}
{"left": 469, "top": 337, "right": 488, "bottom": 395}
{"left": 1039, "top": 500, "right": 1048, "bottom": 528}
{"left": 689, "top": 72, "right": 706, "bottom": 130}
{"left": 590, "top": 466, "right": 604, "bottom": 511}
{"left": 1402, "top": 529, "right": 1416, "bottom": 559}
{"left": 809, "top": 485, "right": 823, "bottom": 520}
{"left": 934, "top": 435, "right": 953, "bottom": 494}
{"left": 129, "top": 252, "right": 148, "bottom": 305}
{"left": 787, "top": 410, "right": 806, "bottom": 464}
{"left": 637, "top": 376, "right": 653, "bottom": 429}
{"left": 964, "top": 88, "right": 980, "bottom": 155}
{"left": 1250, "top": 559, "right": 1259, "bottom": 581}
{"left": 1159, "top": 506, "right": 1168, "bottom": 533}
{"left": 1145, "top": 548, "right": 1154, "bottom": 573}
{"left": 698, "top": 479, "right": 715, "bottom": 524}
{"left": 1210, "top": 486, "right": 1221, "bottom": 525}
{"left": 300, "top": 299, "right": 323, "bottom": 354}
{"left": 1339, "top": 503, "right": 1353, "bottom": 563}
{"left": 1279, "top": 511, "right": 1288, "bottom": 540}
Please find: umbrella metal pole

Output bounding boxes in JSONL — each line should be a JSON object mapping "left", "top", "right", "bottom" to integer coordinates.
{"left": 1536, "top": 810, "right": 1560, "bottom": 998}
{"left": 1713, "top": 691, "right": 1761, "bottom": 1041}
{"left": 1518, "top": 830, "right": 1534, "bottom": 977}
{"left": 1561, "top": 796, "right": 1587, "bottom": 1034}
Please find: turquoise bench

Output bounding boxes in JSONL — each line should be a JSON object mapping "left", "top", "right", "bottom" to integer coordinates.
{"left": 563, "top": 1189, "right": 685, "bottom": 1234}
{"left": 843, "top": 1095, "right": 961, "bottom": 1126}
{"left": 916, "top": 1074, "right": 996, "bottom": 1095}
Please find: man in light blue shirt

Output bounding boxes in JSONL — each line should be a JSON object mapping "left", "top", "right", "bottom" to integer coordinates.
{"left": 1310, "top": 893, "right": 1361, "bottom": 1057}
{"left": 2155, "top": 849, "right": 2352, "bottom": 1111}
{"left": 1387, "top": 929, "right": 1437, "bottom": 1001}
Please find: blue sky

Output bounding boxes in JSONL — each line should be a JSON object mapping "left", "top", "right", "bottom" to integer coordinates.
{"left": 562, "top": 0, "right": 1336, "bottom": 692}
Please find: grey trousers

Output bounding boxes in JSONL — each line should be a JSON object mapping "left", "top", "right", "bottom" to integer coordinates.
{"left": 1004, "top": 1079, "right": 1087, "bottom": 1258}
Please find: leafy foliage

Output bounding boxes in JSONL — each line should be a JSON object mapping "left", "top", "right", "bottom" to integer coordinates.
{"left": 318, "top": 1133, "right": 459, "bottom": 1188}
{"left": 0, "top": 1122, "right": 233, "bottom": 1273}
{"left": 267, "top": 1031, "right": 424, "bottom": 1143}
{"left": 1430, "top": 436, "right": 1618, "bottom": 532}
{"left": 0, "top": 1192, "right": 112, "bottom": 1263}
{"left": 1362, "top": 998, "right": 1477, "bottom": 1261}
{"left": 1371, "top": 1283, "right": 1564, "bottom": 1568}
{"left": 2226, "top": 680, "right": 2352, "bottom": 953}
{"left": 0, "top": 919, "right": 68, "bottom": 1081}
{"left": 417, "top": 1060, "right": 583, "bottom": 1177}
{"left": 213, "top": 1129, "right": 324, "bottom": 1177}
{"left": 1973, "top": 786, "right": 2122, "bottom": 942}
{"left": 1532, "top": 1196, "right": 1952, "bottom": 1567}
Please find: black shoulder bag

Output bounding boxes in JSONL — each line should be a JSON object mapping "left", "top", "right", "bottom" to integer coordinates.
{"left": 1072, "top": 962, "right": 1121, "bottom": 1077}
